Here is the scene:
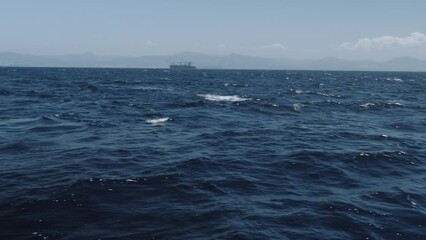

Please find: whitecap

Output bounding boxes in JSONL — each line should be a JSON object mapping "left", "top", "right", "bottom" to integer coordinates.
{"left": 386, "top": 77, "right": 403, "bottom": 82}
{"left": 388, "top": 101, "right": 404, "bottom": 107}
{"left": 292, "top": 103, "right": 304, "bottom": 111}
{"left": 295, "top": 90, "right": 303, "bottom": 94}
{"left": 197, "top": 94, "right": 249, "bottom": 102}
{"left": 359, "top": 152, "right": 370, "bottom": 157}
{"left": 146, "top": 117, "right": 170, "bottom": 124}
{"left": 360, "top": 103, "right": 375, "bottom": 108}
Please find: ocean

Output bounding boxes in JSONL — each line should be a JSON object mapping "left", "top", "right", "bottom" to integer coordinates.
{"left": 0, "top": 67, "right": 425, "bottom": 239}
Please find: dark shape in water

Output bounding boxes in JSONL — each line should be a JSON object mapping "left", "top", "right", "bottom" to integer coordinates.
{"left": 169, "top": 62, "right": 197, "bottom": 69}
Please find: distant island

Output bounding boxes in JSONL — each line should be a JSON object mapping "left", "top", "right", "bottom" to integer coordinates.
{"left": 1, "top": 51, "right": 426, "bottom": 72}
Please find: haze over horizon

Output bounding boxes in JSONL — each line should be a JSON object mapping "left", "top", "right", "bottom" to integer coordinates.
{"left": 1, "top": 0, "right": 426, "bottom": 61}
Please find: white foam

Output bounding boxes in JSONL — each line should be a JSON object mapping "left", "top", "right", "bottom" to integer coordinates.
{"left": 146, "top": 117, "right": 170, "bottom": 124}
{"left": 360, "top": 103, "right": 375, "bottom": 108}
{"left": 360, "top": 152, "right": 370, "bottom": 157}
{"left": 292, "top": 103, "right": 304, "bottom": 111}
{"left": 197, "top": 94, "right": 249, "bottom": 102}
{"left": 390, "top": 102, "right": 404, "bottom": 106}
{"left": 295, "top": 90, "right": 303, "bottom": 94}
{"left": 386, "top": 77, "right": 403, "bottom": 82}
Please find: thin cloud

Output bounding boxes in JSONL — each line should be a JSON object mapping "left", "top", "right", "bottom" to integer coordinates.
{"left": 339, "top": 32, "right": 426, "bottom": 50}
{"left": 260, "top": 43, "right": 286, "bottom": 50}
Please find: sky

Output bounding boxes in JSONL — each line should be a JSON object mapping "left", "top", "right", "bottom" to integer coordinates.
{"left": 1, "top": 0, "right": 426, "bottom": 61}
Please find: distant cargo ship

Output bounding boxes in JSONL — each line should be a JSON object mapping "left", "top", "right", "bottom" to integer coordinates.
{"left": 169, "top": 62, "right": 197, "bottom": 69}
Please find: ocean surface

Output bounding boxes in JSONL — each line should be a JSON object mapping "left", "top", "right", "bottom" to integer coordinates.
{"left": 0, "top": 67, "right": 425, "bottom": 240}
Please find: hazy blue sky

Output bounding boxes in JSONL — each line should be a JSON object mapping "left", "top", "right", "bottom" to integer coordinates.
{"left": 1, "top": 0, "right": 426, "bottom": 60}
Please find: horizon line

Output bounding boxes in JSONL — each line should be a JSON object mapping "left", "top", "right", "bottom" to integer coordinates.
{"left": 1, "top": 65, "right": 425, "bottom": 73}
{"left": 1, "top": 51, "right": 425, "bottom": 62}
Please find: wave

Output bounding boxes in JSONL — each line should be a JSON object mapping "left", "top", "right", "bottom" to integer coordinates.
{"left": 292, "top": 103, "right": 305, "bottom": 111}
{"left": 387, "top": 102, "right": 404, "bottom": 107}
{"left": 0, "top": 115, "right": 83, "bottom": 128}
{"left": 360, "top": 103, "right": 376, "bottom": 108}
{"left": 197, "top": 94, "right": 250, "bottom": 102}
{"left": 359, "top": 101, "right": 417, "bottom": 110}
{"left": 132, "top": 86, "right": 171, "bottom": 91}
{"left": 0, "top": 141, "right": 31, "bottom": 153}
{"left": 146, "top": 117, "right": 170, "bottom": 124}
{"left": 316, "top": 92, "right": 342, "bottom": 98}
{"left": 386, "top": 77, "right": 404, "bottom": 82}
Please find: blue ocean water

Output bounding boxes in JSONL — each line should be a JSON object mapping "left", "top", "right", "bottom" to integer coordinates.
{"left": 0, "top": 67, "right": 425, "bottom": 239}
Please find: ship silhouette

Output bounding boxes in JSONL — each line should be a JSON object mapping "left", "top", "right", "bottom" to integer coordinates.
{"left": 169, "top": 62, "right": 197, "bottom": 69}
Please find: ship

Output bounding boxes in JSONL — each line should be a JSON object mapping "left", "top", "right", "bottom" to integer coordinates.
{"left": 169, "top": 62, "right": 197, "bottom": 70}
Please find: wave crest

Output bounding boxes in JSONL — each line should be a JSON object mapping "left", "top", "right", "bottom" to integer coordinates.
{"left": 146, "top": 117, "right": 170, "bottom": 124}
{"left": 197, "top": 94, "right": 249, "bottom": 102}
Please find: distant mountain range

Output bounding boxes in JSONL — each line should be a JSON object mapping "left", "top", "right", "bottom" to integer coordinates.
{"left": 1, "top": 51, "right": 426, "bottom": 71}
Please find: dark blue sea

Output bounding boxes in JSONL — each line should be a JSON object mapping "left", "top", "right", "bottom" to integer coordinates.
{"left": 1, "top": 67, "right": 425, "bottom": 239}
